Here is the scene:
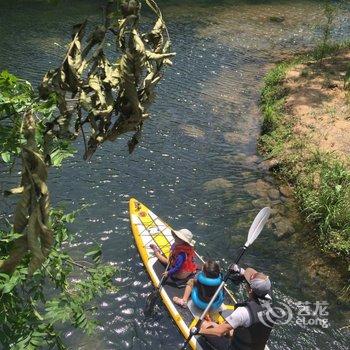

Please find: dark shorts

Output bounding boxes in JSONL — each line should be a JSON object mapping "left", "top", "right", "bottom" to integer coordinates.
{"left": 166, "top": 272, "right": 196, "bottom": 288}
{"left": 202, "top": 335, "right": 232, "bottom": 350}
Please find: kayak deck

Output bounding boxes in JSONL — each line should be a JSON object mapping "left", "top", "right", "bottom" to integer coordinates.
{"left": 129, "top": 198, "right": 237, "bottom": 350}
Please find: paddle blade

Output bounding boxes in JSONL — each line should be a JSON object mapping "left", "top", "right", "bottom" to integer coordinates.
{"left": 144, "top": 289, "right": 159, "bottom": 316}
{"left": 245, "top": 207, "right": 271, "bottom": 247}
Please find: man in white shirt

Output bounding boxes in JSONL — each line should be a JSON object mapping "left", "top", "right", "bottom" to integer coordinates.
{"left": 198, "top": 266, "right": 273, "bottom": 350}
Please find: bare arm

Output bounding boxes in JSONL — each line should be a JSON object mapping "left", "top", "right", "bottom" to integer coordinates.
{"left": 199, "top": 321, "right": 233, "bottom": 337}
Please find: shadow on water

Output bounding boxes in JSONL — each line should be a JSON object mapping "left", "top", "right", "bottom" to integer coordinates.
{"left": 0, "top": 0, "right": 350, "bottom": 349}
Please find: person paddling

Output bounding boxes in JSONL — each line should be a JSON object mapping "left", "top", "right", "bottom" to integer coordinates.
{"left": 198, "top": 266, "right": 274, "bottom": 350}
{"left": 150, "top": 228, "right": 197, "bottom": 280}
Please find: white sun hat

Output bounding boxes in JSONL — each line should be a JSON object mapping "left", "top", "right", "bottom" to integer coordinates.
{"left": 172, "top": 228, "right": 195, "bottom": 246}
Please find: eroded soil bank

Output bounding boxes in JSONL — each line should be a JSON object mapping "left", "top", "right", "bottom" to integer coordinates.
{"left": 285, "top": 51, "right": 350, "bottom": 158}
{"left": 259, "top": 47, "right": 350, "bottom": 301}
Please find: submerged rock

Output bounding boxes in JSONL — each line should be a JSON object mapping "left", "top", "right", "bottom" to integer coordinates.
{"left": 280, "top": 195, "right": 288, "bottom": 203}
{"left": 279, "top": 185, "right": 293, "bottom": 198}
{"left": 252, "top": 198, "right": 272, "bottom": 209}
{"left": 223, "top": 132, "right": 250, "bottom": 146}
{"left": 271, "top": 202, "right": 287, "bottom": 216}
{"left": 179, "top": 124, "right": 205, "bottom": 139}
{"left": 257, "top": 158, "right": 280, "bottom": 171}
{"left": 245, "top": 155, "right": 260, "bottom": 164}
{"left": 244, "top": 179, "right": 271, "bottom": 197}
{"left": 269, "top": 16, "right": 285, "bottom": 23}
{"left": 241, "top": 171, "right": 252, "bottom": 178}
{"left": 203, "top": 177, "right": 234, "bottom": 191}
{"left": 273, "top": 216, "right": 295, "bottom": 239}
{"left": 230, "top": 201, "right": 251, "bottom": 213}
{"left": 268, "top": 188, "right": 280, "bottom": 200}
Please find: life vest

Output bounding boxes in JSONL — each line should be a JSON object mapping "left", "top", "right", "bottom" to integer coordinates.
{"left": 230, "top": 297, "right": 274, "bottom": 350}
{"left": 170, "top": 243, "right": 197, "bottom": 273}
{"left": 191, "top": 272, "right": 224, "bottom": 310}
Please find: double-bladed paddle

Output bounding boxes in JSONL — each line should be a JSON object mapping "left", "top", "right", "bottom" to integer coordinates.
{"left": 180, "top": 206, "right": 271, "bottom": 350}
{"left": 144, "top": 260, "right": 171, "bottom": 316}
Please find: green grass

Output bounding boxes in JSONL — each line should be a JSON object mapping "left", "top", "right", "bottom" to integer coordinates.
{"left": 260, "top": 62, "right": 292, "bottom": 134}
{"left": 312, "top": 41, "right": 350, "bottom": 61}
{"left": 259, "top": 44, "right": 350, "bottom": 264}
{"left": 259, "top": 59, "right": 298, "bottom": 158}
{"left": 296, "top": 153, "right": 350, "bottom": 258}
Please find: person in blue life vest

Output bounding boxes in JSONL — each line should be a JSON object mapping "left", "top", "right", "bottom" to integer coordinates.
{"left": 172, "top": 259, "right": 224, "bottom": 310}
{"left": 198, "top": 266, "right": 274, "bottom": 350}
{"left": 150, "top": 228, "right": 197, "bottom": 280}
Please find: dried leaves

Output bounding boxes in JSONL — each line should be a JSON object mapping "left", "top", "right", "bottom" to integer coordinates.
{"left": 1, "top": 0, "right": 174, "bottom": 275}
{"left": 2, "top": 113, "right": 53, "bottom": 275}
{"left": 39, "top": 0, "right": 175, "bottom": 159}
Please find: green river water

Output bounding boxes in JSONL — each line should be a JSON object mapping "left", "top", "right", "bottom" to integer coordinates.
{"left": 0, "top": 0, "right": 349, "bottom": 349}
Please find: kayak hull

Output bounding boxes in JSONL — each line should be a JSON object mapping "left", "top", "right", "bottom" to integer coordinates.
{"left": 129, "top": 198, "right": 238, "bottom": 350}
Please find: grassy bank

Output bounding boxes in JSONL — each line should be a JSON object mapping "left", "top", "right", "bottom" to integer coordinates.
{"left": 259, "top": 43, "right": 350, "bottom": 276}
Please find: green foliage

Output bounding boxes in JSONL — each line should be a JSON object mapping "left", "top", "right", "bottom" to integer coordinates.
{"left": 312, "top": 41, "right": 350, "bottom": 61}
{"left": 0, "top": 70, "right": 76, "bottom": 167}
{"left": 50, "top": 141, "right": 76, "bottom": 167}
{"left": 296, "top": 153, "right": 350, "bottom": 257}
{"left": 0, "top": 70, "right": 32, "bottom": 163}
{"left": 322, "top": 1, "right": 336, "bottom": 40}
{"left": 84, "top": 245, "right": 102, "bottom": 263}
{"left": 312, "top": 2, "right": 350, "bottom": 62}
{"left": 259, "top": 60, "right": 298, "bottom": 137}
{"left": 259, "top": 125, "right": 292, "bottom": 157}
{"left": 0, "top": 208, "right": 117, "bottom": 349}
{"left": 309, "top": 0, "right": 338, "bottom": 61}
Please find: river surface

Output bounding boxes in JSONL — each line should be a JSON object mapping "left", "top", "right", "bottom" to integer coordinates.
{"left": 0, "top": 0, "right": 350, "bottom": 349}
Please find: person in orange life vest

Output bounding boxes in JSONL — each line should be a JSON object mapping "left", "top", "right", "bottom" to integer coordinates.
{"left": 150, "top": 228, "right": 197, "bottom": 280}
{"left": 173, "top": 259, "right": 221, "bottom": 308}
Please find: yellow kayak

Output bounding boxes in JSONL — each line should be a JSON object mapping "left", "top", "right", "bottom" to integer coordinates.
{"left": 129, "top": 198, "right": 238, "bottom": 350}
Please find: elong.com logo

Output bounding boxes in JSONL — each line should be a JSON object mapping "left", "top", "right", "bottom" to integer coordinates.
{"left": 257, "top": 301, "right": 330, "bottom": 329}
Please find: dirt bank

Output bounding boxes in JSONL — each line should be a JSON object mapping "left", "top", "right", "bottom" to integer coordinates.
{"left": 285, "top": 51, "right": 350, "bottom": 159}
{"left": 259, "top": 46, "right": 350, "bottom": 300}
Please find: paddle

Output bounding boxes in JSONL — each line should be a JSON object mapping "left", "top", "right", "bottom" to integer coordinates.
{"left": 144, "top": 260, "right": 171, "bottom": 316}
{"left": 179, "top": 207, "right": 271, "bottom": 350}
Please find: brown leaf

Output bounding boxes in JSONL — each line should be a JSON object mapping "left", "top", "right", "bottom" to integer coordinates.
{"left": 145, "top": 50, "right": 175, "bottom": 61}
{"left": 13, "top": 186, "right": 31, "bottom": 234}
{"left": 4, "top": 187, "right": 24, "bottom": 196}
{"left": 0, "top": 236, "right": 28, "bottom": 274}
{"left": 27, "top": 206, "right": 45, "bottom": 275}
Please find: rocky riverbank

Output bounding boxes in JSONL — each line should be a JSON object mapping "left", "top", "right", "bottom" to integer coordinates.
{"left": 259, "top": 45, "right": 350, "bottom": 300}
